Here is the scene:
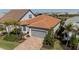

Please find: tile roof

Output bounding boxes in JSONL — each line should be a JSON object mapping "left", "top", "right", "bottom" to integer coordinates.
{"left": 20, "top": 15, "right": 60, "bottom": 30}
{"left": 0, "top": 9, "right": 30, "bottom": 23}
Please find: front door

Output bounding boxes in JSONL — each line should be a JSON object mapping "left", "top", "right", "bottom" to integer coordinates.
{"left": 21, "top": 26, "right": 29, "bottom": 34}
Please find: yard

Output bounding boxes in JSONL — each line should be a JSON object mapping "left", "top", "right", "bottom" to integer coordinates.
{"left": 0, "top": 35, "right": 20, "bottom": 50}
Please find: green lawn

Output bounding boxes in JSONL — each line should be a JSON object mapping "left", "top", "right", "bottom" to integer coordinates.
{"left": 0, "top": 35, "right": 19, "bottom": 50}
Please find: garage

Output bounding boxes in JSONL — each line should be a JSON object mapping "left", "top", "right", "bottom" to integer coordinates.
{"left": 31, "top": 28, "right": 47, "bottom": 38}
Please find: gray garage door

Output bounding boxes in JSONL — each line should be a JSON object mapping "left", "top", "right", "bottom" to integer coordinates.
{"left": 31, "top": 29, "right": 47, "bottom": 38}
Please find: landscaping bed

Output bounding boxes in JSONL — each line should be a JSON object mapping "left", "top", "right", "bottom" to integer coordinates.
{"left": 41, "top": 39, "right": 64, "bottom": 50}
{"left": 4, "top": 34, "right": 19, "bottom": 42}
{"left": 53, "top": 39, "right": 64, "bottom": 50}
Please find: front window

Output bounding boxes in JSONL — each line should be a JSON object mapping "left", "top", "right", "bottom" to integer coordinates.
{"left": 23, "top": 26, "right": 26, "bottom": 31}
{"left": 29, "top": 14, "right": 32, "bottom": 18}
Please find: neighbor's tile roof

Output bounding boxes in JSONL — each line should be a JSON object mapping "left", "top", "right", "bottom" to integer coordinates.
{"left": 0, "top": 13, "right": 5, "bottom": 19}
{"left": 20, "top": 15, "right": 61, "bottom": 29}
{"left": 0, "top": 9, "right": 29, "bottom": 23}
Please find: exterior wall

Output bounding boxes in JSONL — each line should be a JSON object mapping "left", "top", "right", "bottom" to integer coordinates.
{"left": 53, "top": 23, "right": 60, "bottom": 33}
{"left": 19, "top": 11, "right": 35, "bottom": 33}
{"left": 21, "top": 11, "right": 35, "bottom": 21}
{"left": 31, "top": 28, "right": 48, "bottom": 38}
{"left": 21, "top": 26, "right": 29, "bottom": 33}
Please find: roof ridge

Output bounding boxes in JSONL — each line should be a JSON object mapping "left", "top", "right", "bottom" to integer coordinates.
{"left": 28, "top": 15, "right": 48, "bottom": 25}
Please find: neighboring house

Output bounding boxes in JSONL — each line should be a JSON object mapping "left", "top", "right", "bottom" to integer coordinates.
{"left": 0, "top": 9, "right": 35, "bottom": 32}
{"left": 64, "top": 16, "right": 79, "bottom": 40}
{"left": 0, "top": 13, "right": 5, "bottom": 29}
{"left": 65, "top": 16, "right": 79, "bottom": 27}
{"left": 20, "top": 15, "right": 61, "bottom": 38}
{"left": 0, "top": 13, "right": 5, "bottom": 19}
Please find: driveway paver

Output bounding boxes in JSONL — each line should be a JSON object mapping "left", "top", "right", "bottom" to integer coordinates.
{"left": 14, "top": 36, "right": 43, "bottom": 50}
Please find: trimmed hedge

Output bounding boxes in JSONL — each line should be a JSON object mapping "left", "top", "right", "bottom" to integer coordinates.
{"left": 0, "top": 28, "right": 4, "bottom": 31}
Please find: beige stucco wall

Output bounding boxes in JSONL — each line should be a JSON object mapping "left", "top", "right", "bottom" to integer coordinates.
{"left": 53, "top": 23, "right": 60, "bottom": 33}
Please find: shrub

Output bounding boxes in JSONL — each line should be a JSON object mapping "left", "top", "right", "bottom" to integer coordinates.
{"left": 0, "top": 28, "right": 4, "bottom": 31}
{"left": 43, "top": 28, "right": 55, "bottom": 47}
{"left": 70, "top": 33, "right": 79, "bottom": 49}
{"left": 11, "top": 28, "right": 21, "bottom": 34}
{"left": 10, "top": 28, "right": 22, "bottom": 40}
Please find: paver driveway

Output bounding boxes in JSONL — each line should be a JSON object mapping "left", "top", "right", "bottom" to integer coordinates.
{"left": 14, "top": 36, "right": 43, "bottom": 50}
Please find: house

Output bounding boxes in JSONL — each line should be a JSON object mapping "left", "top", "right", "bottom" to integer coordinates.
{"left": 20, "top": 15, "right": 61, "bottom": 38}
{"left": 0, "top": 9, "right": 35, "bottom": 32}
{"left": 65, "top": 16, "right": 79, "bottom": 27}
{"left": 65, "top": 16, "right": 79, "bottom": 40}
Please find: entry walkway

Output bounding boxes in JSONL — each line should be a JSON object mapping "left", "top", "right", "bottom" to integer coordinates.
{"left": 14, "top": 36, "right": 43, "bottom": 50}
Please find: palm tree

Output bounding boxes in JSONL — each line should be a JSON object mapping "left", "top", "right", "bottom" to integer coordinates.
{"left": 65, "top": 23, "right": 73, "bottom": 31}
{"left": 65, "top": 23, "right": 73, "bottom": 47}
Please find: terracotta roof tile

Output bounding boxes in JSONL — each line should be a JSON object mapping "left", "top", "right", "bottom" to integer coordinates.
{"left": 20, "top": 15, "right": 61, "bottom": 29}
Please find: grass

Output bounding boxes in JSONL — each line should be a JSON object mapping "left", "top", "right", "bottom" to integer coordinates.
{"left": 0, "top": 35, "right": 19, "bottom": 50}
{"left": 4, "top": 34, "right": 18, "bottom": 42}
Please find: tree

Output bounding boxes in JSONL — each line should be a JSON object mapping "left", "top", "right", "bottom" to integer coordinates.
{"left": 10, "top": 19, "right": 21, "bottom": 38}
{"left": 65, "top": 23, "right": 73, "bottom": 31}
{"left": 43, "top": 28, "right": 55, "bottom": 48}
{"left": 60, "top": 19, "right": 65, "bottom": 26}
{"left": 3, "top": 19, "right": 19, "bottom": 36}
{"left": 3, "top": 20, "right": 12, "bottom": 35}
{"left": 65, "top": 23, "right": 73, "bottom": 47}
